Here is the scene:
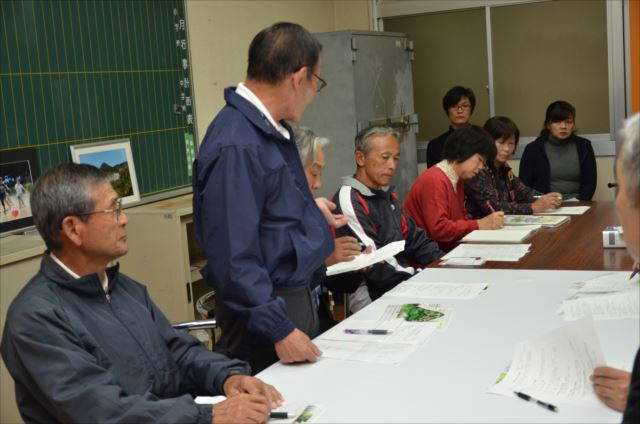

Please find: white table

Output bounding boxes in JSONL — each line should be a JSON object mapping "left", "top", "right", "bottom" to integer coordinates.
{"left": 258, "top": 269, "right": 639, "bottom": 423}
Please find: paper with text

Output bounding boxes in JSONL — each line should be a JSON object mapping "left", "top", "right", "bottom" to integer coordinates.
{"left": 488, "top": 318, "right": 606, "bottom": 404}
{"left": 559, "top": 289, "right": 639, "bottom": 321}
{"left": 317, "top": 319, "right": 437, "bottom": 345}
{"left": 315, "top": 339, "right": 417, "bottom": 364}
{"left": 535, "top": 206, "right": 590, "bottom": 215}
{"left": 384, "top": 281, "right": 489, "bottom": 299}
{"left": 443, "top": 244, "right": 531, "bottom": 262}
{"left": 325, "top": 240, "right": 405, "bottom": 276}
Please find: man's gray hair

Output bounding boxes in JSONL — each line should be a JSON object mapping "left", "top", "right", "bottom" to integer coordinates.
{"left": 619, "top": 113, "right": 640, "bottom": 207}
{"left": 354, "top": 126, "right": 400, "bottom": 155}
{"left": 31, "top": 163, "right": 109, "bottom": 251}
{"left": 294, "top": 126, "right": 330, "bottom": 166}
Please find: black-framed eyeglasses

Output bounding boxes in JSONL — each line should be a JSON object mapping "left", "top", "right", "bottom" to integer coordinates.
{"left": 307, "top": 68, "right": 327, "bottom": 92}
{"left": 76, "top": 198, "right": 123, "bottom": 222}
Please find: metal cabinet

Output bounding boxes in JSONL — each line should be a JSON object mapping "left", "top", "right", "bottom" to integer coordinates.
{"left": 301, "top": 30, "right": 418, "bottom": 201}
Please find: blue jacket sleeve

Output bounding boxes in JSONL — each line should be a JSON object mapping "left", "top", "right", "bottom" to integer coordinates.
{"left": 194, "top": 144, "right": 294, "bottom": 343}
{"left": 402, "top": 212, "right": 444, "bottom": 265}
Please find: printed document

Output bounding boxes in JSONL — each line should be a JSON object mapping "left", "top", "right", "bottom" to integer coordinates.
{"left": 317, "top": 319, "right": 437, "bottom": 345}
{"left": 573, "top": 272, "right": 638, "bottom": 294}
{"left": 314, "top": 339, "right": 417, "bottom": 364}
{"left": 461, "top": 229, "right": 534, "bottom": 244}
{"left": 559, "top": 289, "right": 639, "bottom": 321}
{"left": 443, "top": 243, "right": 531, "bottom": 262}
{"left": 384, "top": 281, "right": 489, "bottom": 299}
{"left": 326, "top": 240, "right": 404, "bottom": 276}
{"left": 535, "top": 206, "right": 590, "bottom": 215}
{"left": 488, "top": 318, "right": 605, "bottom": 404}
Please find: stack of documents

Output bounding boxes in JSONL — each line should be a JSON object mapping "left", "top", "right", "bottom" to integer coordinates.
{"left": 325, "top": 240, "right": 404, "bottom": 276}
{"left": 504, "top": 214, "right": 570, "bottom": 227}
{"left": 461, "top": 228, "right": 536, "bottom": 244}
{"left": 558, "top": 273, "right": 640, "bottom": 320}
{"left": 384, "top": 281, "right": 489, "bottom": 300}
{"left": 488, "top": 318, "right": 605, "bottom": 405}
{"left": 535, "top": 205, "right": 590, "bottom": 215}
{"left": 442, "top": 243, "right": 531, "bottom": 262}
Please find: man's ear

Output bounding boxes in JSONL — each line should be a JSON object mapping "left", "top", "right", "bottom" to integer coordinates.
{"left": 291, "top": 67, "right": 309, "bottom": 89}
{"left": 355, "top": 150, "right": 366, "bottom": 167}
{"left": 60, "top": 216, "right": 84, "bottom": 248}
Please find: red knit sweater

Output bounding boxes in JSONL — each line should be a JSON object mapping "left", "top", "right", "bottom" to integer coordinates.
{"left": 404, "top": 166, "right": 478, "bottom": 251}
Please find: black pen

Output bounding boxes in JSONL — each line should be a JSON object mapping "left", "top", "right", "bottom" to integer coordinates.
{"left": 269, "top": 411, "right": 295, "bottom": 419}
{"left": 344, "top": 329, "right": 391, "bottom": 335}
{"left": 514, "top": 391, "right": 558, "bottom": 413}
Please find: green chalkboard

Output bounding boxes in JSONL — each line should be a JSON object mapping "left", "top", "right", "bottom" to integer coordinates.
{"left": 0, "top": 0, "right": 196, "bottom": 197}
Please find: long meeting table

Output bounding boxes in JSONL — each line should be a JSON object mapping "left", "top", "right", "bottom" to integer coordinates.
{"left": 258, "top": 201, "right": 639, "bottom": 423}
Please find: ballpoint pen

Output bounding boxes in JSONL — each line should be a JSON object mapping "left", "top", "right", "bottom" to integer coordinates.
{"left": 514, "top": 391, "right": 558, "bottom": 413}
{"left": 630, "top": 267, "right": 640, "bottom": 280}
{"left": 485, "top": 201, "right": 496, "bottom": 213}
{"left": 344, "top": 329, "right": 391, "bottom": 335}
{"left": 270, "top": 412, "right": 295, "bottom": 419}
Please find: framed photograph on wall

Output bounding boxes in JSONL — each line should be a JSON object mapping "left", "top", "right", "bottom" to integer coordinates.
{"left": 70, "top": 138, "right": 140, "bottom": 205}
{"left": 0, "top": 147, "right": 41, "bottom": 235}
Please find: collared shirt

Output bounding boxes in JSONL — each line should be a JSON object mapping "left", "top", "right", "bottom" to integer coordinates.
{"left": 436, "top": 160, "right": 459, "bottom": 192}
{"left": 50, "top": 252, "right": 108, "bottom": 292}
{"left": 235, "top": 82, "right": 290, "bottom": 140}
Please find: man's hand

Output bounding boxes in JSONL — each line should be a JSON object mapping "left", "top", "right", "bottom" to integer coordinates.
{"left": 315, "top": 197, "right": 348, "bottom": 228}
{"left": 223, "top": 375, "right": 283, "bottom": 409}
{"left": 591, "top": 366, "right": 631, "bottom": 412}
{"left": 477, "top": 211, "right": 504, "bottom": 230}
{"left": 212, "top": 394, "right": 270, "bottom": 424}
{"left": 274, "top": 328, "right": 322, "bottom": 364}
{"left": 325, "top": 236, "right": 362, "bottom": 266}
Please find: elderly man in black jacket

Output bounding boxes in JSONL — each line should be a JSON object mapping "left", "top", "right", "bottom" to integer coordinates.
{"left": 1, "top": 163, "right": 281, "bottom": 424}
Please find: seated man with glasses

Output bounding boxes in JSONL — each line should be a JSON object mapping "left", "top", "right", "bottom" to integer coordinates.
{"left": 426, "top": 86, "right": 476, "bottom": 168}
{"left": 1, "top": 163, "right": 282, "bottom": 424}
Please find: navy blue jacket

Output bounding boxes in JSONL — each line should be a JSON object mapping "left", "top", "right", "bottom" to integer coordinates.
{"left": 0, "top": 254, "right": 249, "bottom": 423}
{"left": 519, "top": 134, "right": 597, "bottom": 200}
{"left": 193, "top": 87, "right": 334, "bottom": 344}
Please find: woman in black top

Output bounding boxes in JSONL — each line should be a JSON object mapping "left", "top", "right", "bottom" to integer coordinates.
{"left": 519, "top": 100, "right": 597, "bottom": 200}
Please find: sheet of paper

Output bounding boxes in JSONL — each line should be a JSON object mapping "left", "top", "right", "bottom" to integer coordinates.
{"left": 315, "top": 339, "right": 417, "bottom": 364}
{"left": 559, "top": 289, "right": 639, "bottom": 320}
{"left": 488, "top": 318, "right": 606, "bottom": 404}
{"left": 535, "top": 206, "right": 590, "bottom": 215}
{"left": 573, "top": 272, "right": 639, "bottom": 294}
{"left": 504, "top": 214, "right": 570, "bottom": 227}
{"left": 443, "top": 243, "right": 531, "bottom": 262}
{"left": 379, "top": 303, "right": 452, "bottom": 329}
{"left": 461, "top": 229, "right": 534, "bottom": 244}
{"left": 269, "top": 401, "right": 326, "bottom": 424}
{"left": 384, "top": 281, "right": 489, "bottom": 299}
{"left": 317, "top": 319, "right": 437, "bottom": 345}
{"left": 194, "top": 395, "right": 226, "bottom": 405}
{"left": 325, "top": 240, "right": 405, "bottom": 276}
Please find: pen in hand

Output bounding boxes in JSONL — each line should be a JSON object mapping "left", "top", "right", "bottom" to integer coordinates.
{"left": 630, "top": 267, "right": 640, "bottom": 280}
{"left": 270, "top": 412, "right": 295, "bottom": 419}
{"left": 514, "top": 391, "right": 558, "bottom": 413}
{"left": 485, "top": 201, "right": 496, "bottom": 213}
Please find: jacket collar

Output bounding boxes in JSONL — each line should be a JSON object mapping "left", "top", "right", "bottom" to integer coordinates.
{"left": 40, "top": 252, "right": 120, "bottom": 296}
{"left": 341, "top": 175, "right": 392, "bottom": 197}
{"left": 224, "top": 87, "right": 293, "bottom": 143}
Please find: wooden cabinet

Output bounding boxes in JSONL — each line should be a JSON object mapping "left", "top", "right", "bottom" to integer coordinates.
{"left": 118, "top": 194, "right": 208, "bottom": 323}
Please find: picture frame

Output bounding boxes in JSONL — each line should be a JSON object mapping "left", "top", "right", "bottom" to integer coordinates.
{"left": 70, "top": 138, "right": 140, "bottom": 205}
{"left": 0, "top": 147, "right": 41, "bottom": 235}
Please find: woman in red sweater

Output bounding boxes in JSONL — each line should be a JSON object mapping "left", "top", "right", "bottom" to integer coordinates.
{"left": 404, "top": 125, "right": 504, "bottom": 251}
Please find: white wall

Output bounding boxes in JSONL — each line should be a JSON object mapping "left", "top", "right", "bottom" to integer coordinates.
{"left": 185, "top": 0, "right": 371, "bottom": 143}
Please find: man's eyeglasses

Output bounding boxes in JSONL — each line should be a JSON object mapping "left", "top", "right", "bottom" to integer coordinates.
{"left": 308, "top": 68, "right": 327, "bottom": 93}
{"left": 76, "top": 198, "right": 123, "bottom": 222}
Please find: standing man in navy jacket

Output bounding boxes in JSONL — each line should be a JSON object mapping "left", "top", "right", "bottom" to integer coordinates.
{"left": 193, "top": 23, "right": 342, "bottom": 374}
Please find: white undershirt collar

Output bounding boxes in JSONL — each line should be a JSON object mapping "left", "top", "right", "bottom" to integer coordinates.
{"left": 236, "top": 82, "right": 290, "bottom": 140}
{"left": 436, "top": 160, "right": 460, "bottom": 193}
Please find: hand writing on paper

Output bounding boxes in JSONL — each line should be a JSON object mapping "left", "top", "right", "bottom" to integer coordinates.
{"left": 275, "top": 328, "right": 322, "bottom": 364}
{"left": 477, "top": 211, "right": 504, "bottom": 230}
{"left": 314, "top": 197, "right": 348, "bottom": 228}
{"left": 591, "top": 366, "right": 631, "bottom": 412}
{"left": 532, "top": 192, "right": 563, "bottom": 212}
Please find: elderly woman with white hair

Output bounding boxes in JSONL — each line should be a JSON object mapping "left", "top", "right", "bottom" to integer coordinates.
{"left": 590, "top": 113, "right": 640, "bottom": 422}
